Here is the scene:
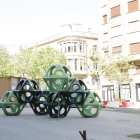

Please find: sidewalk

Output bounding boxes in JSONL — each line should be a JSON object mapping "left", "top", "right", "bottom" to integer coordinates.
{"left": 105, "top": 101, "right": 140, "bottom": 110}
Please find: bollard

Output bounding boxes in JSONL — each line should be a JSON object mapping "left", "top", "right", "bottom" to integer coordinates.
{"left": 79, "top": 130, "right": 87, "bottom": 140}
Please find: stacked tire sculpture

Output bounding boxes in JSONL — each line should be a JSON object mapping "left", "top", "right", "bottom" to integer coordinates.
{"left": 0, "top": 65, "right": 103, "bottom": 118}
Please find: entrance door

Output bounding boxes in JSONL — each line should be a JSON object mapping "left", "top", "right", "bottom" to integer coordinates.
{"left": 136, "top": 83, "right": 140, "bottom": 102}
{"left": 102, "top": 85, "right": 114, "bottom": 101}
{"left": 119, "top": 84, "right": 131, "bottom": 101}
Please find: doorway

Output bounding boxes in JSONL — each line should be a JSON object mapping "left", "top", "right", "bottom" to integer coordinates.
{"left": 119, "top": 84, "right": 131, "bottom": 101}
{"left": 136, "top": 83, "right": 140, "bottom": 102}
{"left": 102, "top": 85, "right": 114, "bottom": 101}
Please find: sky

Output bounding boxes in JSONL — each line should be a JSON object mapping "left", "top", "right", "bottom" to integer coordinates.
{"left": 0, "top": 0, "right": 97, "bottom": 53}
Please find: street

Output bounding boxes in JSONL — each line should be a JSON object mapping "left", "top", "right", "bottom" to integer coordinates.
{"left": 0, "top": 107, "right": 140, "bottom": 140}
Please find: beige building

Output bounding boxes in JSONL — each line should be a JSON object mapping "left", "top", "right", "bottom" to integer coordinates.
{"left": 30, "top": 24, "right": 98, "bottom": 90}
{"left": 97, "top": 0, "right": 140, "bottom": 102}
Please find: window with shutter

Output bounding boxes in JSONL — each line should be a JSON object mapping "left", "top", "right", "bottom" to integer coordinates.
{"left": 103, "top": 15, "right": 107, "bottom": 24}
{"left": 111, "top": 5, "right": 120, "bottom": 18}
{"left": 136, "top": 65, "right": 140, "bottom": 73}
{"left": 130, "top": 42, "right": 140, "bottom": 54}
{"left": 112, "top": 46, "right": 122, "bottom": 54}
{"left": 104, "top": 51, "right": 109, "bottom": 56}
{"left": 128, "top": 0, "right": 139, "bottom": 13}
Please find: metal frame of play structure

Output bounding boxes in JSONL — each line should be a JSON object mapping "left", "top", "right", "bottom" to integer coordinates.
{"left": 0, "top": 65, "right": 103, "bottom": 118}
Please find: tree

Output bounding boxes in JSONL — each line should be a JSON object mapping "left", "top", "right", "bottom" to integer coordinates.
{"left": 0, "top": 46, "right": 14, "bottom": 77}
{"left": 15, "top": 45, "right": 66, "bottom": 80}
{"left": 15, "top": 45, "right": 34, "bottom": 78}
{"left": 102, "top": 54, "right": 135, "bottom": 99}
{"left": 86, "top": 48, "right": 135, "bottom": 99}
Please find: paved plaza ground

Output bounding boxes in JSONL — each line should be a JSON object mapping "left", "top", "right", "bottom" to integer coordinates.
{"left": 0, "top": 107, "right": 140, "bottom": 140}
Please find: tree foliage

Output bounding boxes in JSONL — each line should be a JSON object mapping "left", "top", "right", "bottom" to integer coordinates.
{"left": 15, "top": 45, "right": 66, "bottom": 79}
{"left": 102, "top": 54, "right": 135, "bottom": 85}
{"left": 86, "top": 48, "right": 136, "bottom": 98}
{"left": 0, "top": 46, "right": 14, "bottom": 77}
{"left": 87, "top": 49, "right": 135, "bottom": 85}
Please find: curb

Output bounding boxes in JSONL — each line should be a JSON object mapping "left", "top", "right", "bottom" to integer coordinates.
{"left": 105, "top": 106, "right": 140, "bottom": 110}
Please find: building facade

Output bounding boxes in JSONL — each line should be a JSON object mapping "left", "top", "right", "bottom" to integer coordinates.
{"left": 97, "top": 0, "right": 140, "bottom": 102}
{"left": 30, "top": 24, "right": 98, "bottom": 90}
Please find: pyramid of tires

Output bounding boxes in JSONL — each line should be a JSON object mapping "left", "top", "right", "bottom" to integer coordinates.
{"left": 0, "top": 65, "right": 103, "bottom": 118}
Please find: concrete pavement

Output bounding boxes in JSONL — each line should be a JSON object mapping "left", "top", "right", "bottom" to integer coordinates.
{"left": 0, "top": 107, "right": 140, "bottom": 140}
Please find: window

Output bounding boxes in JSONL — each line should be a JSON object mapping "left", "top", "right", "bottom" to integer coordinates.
{"left": 119, "top": 84, "right": 131, "bottom": 99}
{"left": 75, "top": 59, "right": 77, "bottom": 70}
{"left": 88, "top": 28, "right": 91, "bottom": 32}
{"left": 128, "top": 0, "right": 139, "bottom": 13}
{"left": 102, "top": 85, "right": 114, "bottom": 101}
{"left": 103, "top": 15, "right": 107, "bottom": 24}
{"left": 93, "top": 45, "right": 97, "bottom": 51}
{"left": 80, "top": 59, "right": 83, "bottom": 70}
{"left": 68, "top": 46, "right": 71, "bottom": 52}
{"left": 80, "top": 43, "right": 82, "bottom": 52}
{"left": 74, "top": 42, "right": 77, "bottom": 52}
{"left": 91, "top": 78, "right": 95, "bottom": 85}
{"left": 104, "top": 51, "right": 109, "bottom": 56}
{"left": 67, "top": 42, "right": 73, "bottom": 52}
{"left": 103, "top": 33, "right": 108, "bottom": 42}
{"left": 64, "top": 43, "right": 66, "bottom": 52}
{"left": 128, "top": 21, "right": 140, "bottom": 33}
{"left": 112, "top": 46, "right": 122, "bottom": 54}
{"left": 111, "top": 5, "right": 120, "bottom": 18}
{"left": 130, "top": 42, "right": 140, "bottom": 54}
{"left": 111, "top": 25, "right": 121, "bottom": 37}
{"left": 136, "top": 65, "right": 140, "bottom": 73}
{"left": 74, "top": 46, "right": 76, "bottom": 52}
